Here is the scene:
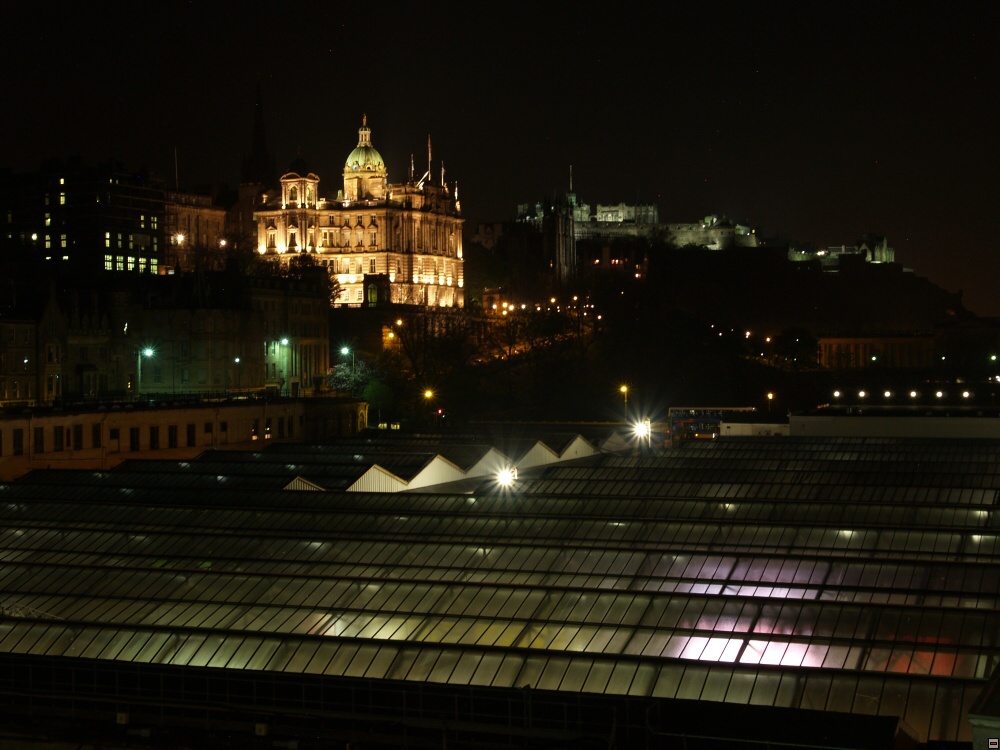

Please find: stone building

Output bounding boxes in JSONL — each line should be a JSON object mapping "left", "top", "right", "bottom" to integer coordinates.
{"left": 163, "top": 190, "right": 228, "bottom": 272}
{"left": 0, "top": 272, "right": 331, "bottom": 408}
{"left": 254, "top": 118, "right": 464, "bottom": 308}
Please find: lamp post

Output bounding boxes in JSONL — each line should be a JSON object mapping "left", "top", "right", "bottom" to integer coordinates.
{"left": 619, "top": 385, "right": 629, "bottom": 421}
{"left": 234, "top": 357, "right": 241, "bottom": 393}
{"left": 766, "top": 392, "right": 774, "bottom": 414}
{"left": 137, "top": 347, "right": 154, "bottom": 399}
{"left": 341, "top": 346, "right": 355, "bottom": 374}
{"left": 423, "top": 389, "right": 435, "bottom": 429}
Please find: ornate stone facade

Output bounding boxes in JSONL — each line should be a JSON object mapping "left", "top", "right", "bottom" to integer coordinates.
{"left": 254, "top": 118, "right": 464, "bottom": 308}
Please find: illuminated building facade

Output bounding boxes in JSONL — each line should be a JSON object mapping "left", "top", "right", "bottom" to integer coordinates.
{"left": 254, "top": 118, "right": 464, "bottom": 308}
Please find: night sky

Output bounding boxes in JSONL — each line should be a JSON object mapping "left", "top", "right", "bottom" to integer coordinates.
{"left": 4, "top": 4, "right": 996, "bottom": 313}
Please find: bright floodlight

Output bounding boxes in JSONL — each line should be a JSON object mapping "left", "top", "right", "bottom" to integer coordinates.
{"left": 497, "top": 467, "right": 517, "bottom": 487}
{"left": 633, "top": 421, "right": 650, "bottom": 438}
{"left": 341, "top": 346, "right": 349, "bottom": 355}
{"left": 142, "top": 348, "right": 154, "bottom": 357}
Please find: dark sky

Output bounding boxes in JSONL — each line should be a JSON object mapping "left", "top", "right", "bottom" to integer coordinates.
{"left": 3, "top": 3, "right": 997, "bottom": 313}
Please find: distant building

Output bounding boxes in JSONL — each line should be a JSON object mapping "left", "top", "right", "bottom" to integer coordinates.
{"left": 817, "top": 333, "right": 936, "bottom": 369}
{"left": 0, "top": 272, "right": 331, "bottom": 407}
{"left": 254, "top": 118, "right": 464, "bottom": 308}
{"left": 0, "top": 398, "right": 367, "bottom": 481}
{"left": 164, "top": 190, "right": 227, "bottom": 272}
{"left": 0, "top": 158, "right": 231, "bottom": 277}
{"left": 0, "top": 158, "right": 167, "bottom": 275}
{"left": 790, "top": 234, "right": 895, "bottom": 267}
{"left": 486, "top": 180, "right": 760, "bottom": 294}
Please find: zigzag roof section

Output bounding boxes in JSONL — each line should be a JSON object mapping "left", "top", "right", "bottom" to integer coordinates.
{"left": 68, "top": 431, "right": 605, "bottom": 495}
{"left": 349, "top": 463, "right": 410, "bottom": 493}
{"left": 283, "top": 476, "right": 325, "bottom": 492}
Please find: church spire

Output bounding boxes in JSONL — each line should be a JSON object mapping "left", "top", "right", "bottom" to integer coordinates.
{"left": 242, "top": 81, "right": 276, "bottom": 187}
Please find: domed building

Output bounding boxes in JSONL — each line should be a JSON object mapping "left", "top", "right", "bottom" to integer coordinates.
{"left": 254, "top": 117, "right": 464, "bottom": 308}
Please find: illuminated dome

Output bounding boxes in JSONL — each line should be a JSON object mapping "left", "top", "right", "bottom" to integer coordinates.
{"left": 345, "top": 115, "right": 385, "bottom": 173}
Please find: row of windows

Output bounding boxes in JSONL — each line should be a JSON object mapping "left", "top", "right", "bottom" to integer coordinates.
{"left": 0, "top": 421, "right": 235, "bottom": 457}
{"left": 103, "top": 255, "right": 159, "bottom": 273}
{"left": 0, "top": 379, "right": 32, "bottom": 400}
{"left": 0, "top": 417, "right": 305, "bottom": 457}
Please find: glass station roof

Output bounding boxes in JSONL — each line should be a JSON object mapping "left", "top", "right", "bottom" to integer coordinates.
{"left": 1, "top": 435, "right": 998, "bottom": 743}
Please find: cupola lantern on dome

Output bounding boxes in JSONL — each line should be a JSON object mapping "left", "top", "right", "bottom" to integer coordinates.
{"left": 343, "top": 115, "right": 387, "bottom": 201}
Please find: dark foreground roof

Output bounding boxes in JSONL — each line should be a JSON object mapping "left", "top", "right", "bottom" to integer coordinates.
{"left": 1, "top": 435, "right": 998, "bottom": 747}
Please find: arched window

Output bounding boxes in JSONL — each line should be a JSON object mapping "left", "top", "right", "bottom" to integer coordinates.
{"left": 289, "top": 186, "right": 298, "bottom": 203}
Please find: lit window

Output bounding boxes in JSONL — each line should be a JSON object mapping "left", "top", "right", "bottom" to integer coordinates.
{"left": 127, "top": 257, "right": 135, "bottom": 271}
{"left": 60, "top": 234, "right": 67, "bottom": 248}
{"left": 59, "top": 192, "right": 65, "bottom": 205}
{"left": 105, "top": 232, "right": 110, "bottom": 248}
{"left": 45, "top": 236, "right": 50, "bottom": 249}
{"left": 116, "top": 257, "right": 124, "bottom": 271}
{"left": 105, "top": 255, "right": 112, "bottom": 271}
{"left": 151, "top": 259, "right": 158, "bottom": 273}
{"left": 45, "top": 213, "right": 50, "bottom": 227}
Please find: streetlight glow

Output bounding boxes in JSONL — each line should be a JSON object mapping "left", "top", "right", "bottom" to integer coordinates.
{"left": 497, "top": 466, "right": 517, "bottom": 487}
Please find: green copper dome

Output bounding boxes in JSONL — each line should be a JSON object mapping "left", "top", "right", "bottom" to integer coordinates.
{"left": 345, "top": 115, "right": 385, "bottom": 172}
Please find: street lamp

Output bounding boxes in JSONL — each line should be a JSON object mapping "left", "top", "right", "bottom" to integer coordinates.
{"left": 341, "top": 346, "right": 355, "bottom": 374}
{"left": 766, "top": 392, "right": 774, "bottom": 413}
{"left": 619, "top": 384, "right": 628, "bottom": 420}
